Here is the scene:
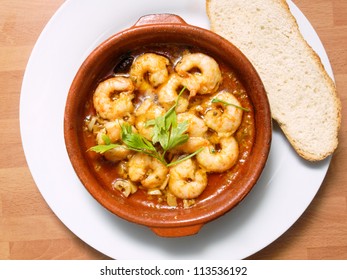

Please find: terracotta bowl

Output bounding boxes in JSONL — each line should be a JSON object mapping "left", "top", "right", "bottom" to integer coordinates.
{"left": 64, "top": 14, "right": 272, "bottom": 237}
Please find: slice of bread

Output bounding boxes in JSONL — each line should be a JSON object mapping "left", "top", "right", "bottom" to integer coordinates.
{"left": 206, "top": 0, "right": 341, "bottom": 161}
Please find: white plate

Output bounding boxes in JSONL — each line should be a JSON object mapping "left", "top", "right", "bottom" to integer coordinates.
{"left": 20, "top": 0, "right": 333, "bottom": 259}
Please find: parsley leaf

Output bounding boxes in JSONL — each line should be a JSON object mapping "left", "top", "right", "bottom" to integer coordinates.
{"left": 120, "top": 123, "right": 170, "bottom": 164}
{"left": 148, "top": 86, "right": 190, "bottom": 152}
{"left": 87, "top": 134, "right": 119, "bottom": 154}
{"left": 120, "top": 123, "right": 156, "bottom": 154}
{"left": 166, "top": 120, "right": 189, "bottom": 151}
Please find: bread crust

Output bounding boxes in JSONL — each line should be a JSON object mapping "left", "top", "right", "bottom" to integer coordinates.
{"left": 206, "top": 0, "right": 341, "bottom": 161}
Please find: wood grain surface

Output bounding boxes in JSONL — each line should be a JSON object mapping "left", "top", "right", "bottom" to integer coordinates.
{"left": 0, "top": 0, "right": 346, "bottom": 260}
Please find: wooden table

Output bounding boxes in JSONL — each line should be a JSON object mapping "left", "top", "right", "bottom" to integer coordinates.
{"left": 0, "top": 0, "right": 346, "bottom": 260}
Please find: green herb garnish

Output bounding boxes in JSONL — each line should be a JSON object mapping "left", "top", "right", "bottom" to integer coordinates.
{"left": 88, "top": 87, "right": 202, "bottom": 166}
{"left": 87, "top": 134, "right": 119, "bottom": 154}
{"left": 146, "top": 87, "right": 189, "bottom": 157}
{"left": 120, "top": 122, "right": 164, "bottom": 163}
{"left": 211, "top": 98, "right": 250, "bottom": 112}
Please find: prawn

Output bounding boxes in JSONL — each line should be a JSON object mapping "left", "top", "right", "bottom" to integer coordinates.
{"left": 128, "top": 153, "right": 168, "bottom": 189}
{"left": 175, "top": 52, "right": 222, "bottom": 97}
{"left": 204, "top": 91, "right": 243, "bottom": 136}
{"left": 129, "top": 53, "right": 170, "bottom": 91}
{"left": 196, "top": 136, "right": 239, "bottom": 173}
{"left": 169, "top": 158, "right": 207, "bottom": 199}
{"left": 174, "top": 112, "right": 209, "bottom": 153}
{"left": 177, "top": 112, "right": 207, "bottom": 137}
{"left": 93, "top": 76, "right": 135, "bottom": 121}
{"left": 157, "top": 74, "right": 189, "bottom": 112}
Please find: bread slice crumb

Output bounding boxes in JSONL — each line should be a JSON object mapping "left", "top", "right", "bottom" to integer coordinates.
{"left": 206, "top": 0, "right": 341, "bottom": 161}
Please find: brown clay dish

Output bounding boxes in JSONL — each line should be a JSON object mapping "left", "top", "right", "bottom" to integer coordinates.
{"left": 64, "top": 14, "right": 272, "bottom": 237}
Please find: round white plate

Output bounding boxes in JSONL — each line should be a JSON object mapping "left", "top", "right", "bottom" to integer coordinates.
{"left": 20, "top": 0, "right": 333, "bottom": 259}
